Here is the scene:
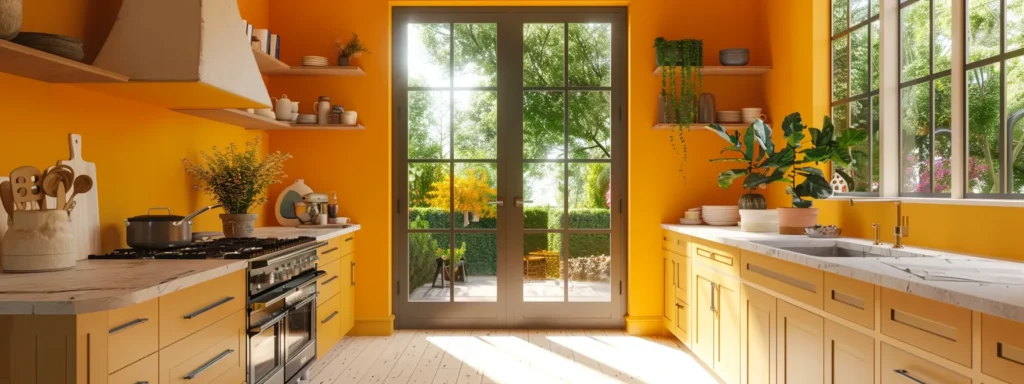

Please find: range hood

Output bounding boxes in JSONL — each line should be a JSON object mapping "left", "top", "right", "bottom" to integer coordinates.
{"left": 80, "top": 0, "right": 271, "bottom": 109}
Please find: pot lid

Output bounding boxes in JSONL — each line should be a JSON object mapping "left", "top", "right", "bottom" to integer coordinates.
{"left": 128, "top": 208, "right": 184, "bottom": 222}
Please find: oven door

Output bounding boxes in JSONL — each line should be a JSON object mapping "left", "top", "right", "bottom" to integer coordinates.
{"left": 284, "top": 284, "right": 318, "bottom": 381}
{"left": 249, "top": 310, "right": 286, "bottom": 384}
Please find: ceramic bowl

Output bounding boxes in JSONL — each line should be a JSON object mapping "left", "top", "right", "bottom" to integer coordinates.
{"left": 297, "top": 114, "right": 317, "bottom": 124}
{"left": 12, "top": 32, "right": 84, "bottom": 61}
{"left": 255, "top": 109, "right": 276, "bottom": 119}
{"left": 805, "top": 225, "right": 843, "bottom": 238}
{"left": 719, "top": 48, "right": 750, "bottom": 66}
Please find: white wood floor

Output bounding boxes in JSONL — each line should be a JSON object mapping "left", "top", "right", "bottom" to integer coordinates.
{"left": 306, "top": 329, "right": 719, "bottom": 384}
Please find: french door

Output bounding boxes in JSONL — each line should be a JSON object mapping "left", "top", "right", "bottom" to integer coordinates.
{"left": 392, "top": 7, "right": 626, "bottom": 328}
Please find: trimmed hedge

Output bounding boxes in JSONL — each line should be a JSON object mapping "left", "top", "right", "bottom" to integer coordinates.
{"left": 405, "top": 207, "right": 611, "bottom": 285}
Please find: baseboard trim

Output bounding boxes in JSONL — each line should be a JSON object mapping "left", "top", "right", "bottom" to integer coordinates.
{"left": 351, "top": 315, "right": 396, "bottom": 336}
{"left": 624, "top": 315, "right": 663, "bottom": 336}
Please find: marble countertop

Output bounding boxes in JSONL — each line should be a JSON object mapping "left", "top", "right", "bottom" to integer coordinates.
{"left": 0, "top": 225, "right": 360, "bottom": 315}
{"left": 662, "top": 224, "right": 1024, "bottom": 323}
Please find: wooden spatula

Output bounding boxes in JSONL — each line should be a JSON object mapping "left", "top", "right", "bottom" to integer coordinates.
{"left": 10, "top": 166, "right": 43, "bottom": 210}
{"left": 0, "top": 181, "right": 14, "bottom": 216}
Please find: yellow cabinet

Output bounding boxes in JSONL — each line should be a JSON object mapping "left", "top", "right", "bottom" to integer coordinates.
{"left": 981, "top": 314, "right": 1024, "bottom": 384}
{"left": 880, "top": 287, "right": 972, "bottom": 367}
{"left": 664, "top": 250, "right": 690, "bottom": 344}
{"left": 823, "top": 273, "right": 874, "bottom": 330}
{"left": 664, "top": 251, "right": 676, "bottom": 331}
{"left": 741, "top": 251, "right": 823, "bottom": 309}
{"left": 318, "top": 257, "right": 343, "bottom": 307}
{"left": 339, "top": 252, "right": 356, "bottom": 335}
{"left": 159, "top": 270, "right": 245, "bottom": 349}
{"left": 880, "top": 343, "right": 971, "bottom": 384}
{"left": 159, "top": 310, "right": 246, "bottom": 384}
{"left": 741, "top": 285, "right": 776, "bottom": 384}
{"left": 109, "top": 352, "right": 158, "bottom": 384}
{"left": 691, "top": 263, "right": 741, "bottom": 384}
{"left": 825, "top": 319, "right": 874, "bottom": 384}
{"left": 777, "top": 300, "right": 823, "bottom": 384}
{"left": 107, "top": 298, "right": 158, "bottom": 373}
{"left": 317, "top": 293, "right": 343, "bottom": 358}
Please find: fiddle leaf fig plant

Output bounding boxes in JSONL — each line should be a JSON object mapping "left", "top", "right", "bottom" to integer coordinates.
{"left": 780, "top": 113, "right": 868, "bottom": 208}
{"left": 708, "top": 119, "right": 791, "bottom": 194}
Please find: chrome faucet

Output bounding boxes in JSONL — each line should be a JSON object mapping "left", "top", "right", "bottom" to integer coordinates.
{"left": 849, "top": 199, "right": 910, "bottom": 248}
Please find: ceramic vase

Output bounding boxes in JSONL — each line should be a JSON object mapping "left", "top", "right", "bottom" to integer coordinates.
{"left": 0, "top": 0, "right": 22, "bottom": 41}
{"left": 221, "top": 213, "right": 258, "bottom": 238}
{"left": 777, "top": 207, "right": 819, "bottom": 235}
{"left": 1, "top": 210, "right": 77, "bottom": 272}
{"left": 698, "top": 93, "right": 716, "bottom": 124}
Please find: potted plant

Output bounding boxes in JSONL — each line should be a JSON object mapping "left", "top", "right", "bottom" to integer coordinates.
{"left": 707, "top": 119, "right": 789, "bottom": 231}
{"left": 435, "top": 242, "right": 467, "bottom": 281}
{"left": 655, "top": 37, "right": 703, "bottom": 164}
{"left": 183, "top": 137, "right": 292, "bottom": 238}
{"left": 775, "top": 112, "right": 867, "bottom": 234}
{"left": 335, "top": 33, "right": 369, "bottom": 66}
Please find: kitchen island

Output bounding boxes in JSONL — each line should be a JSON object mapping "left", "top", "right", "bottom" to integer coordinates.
{"left": 0, "top": 225, "right": 360, "bottom": 384}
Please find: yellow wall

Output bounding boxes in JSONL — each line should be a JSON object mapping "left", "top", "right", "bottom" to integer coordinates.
{"left": 1, "top": 1, "right": 273, "bottom": 252}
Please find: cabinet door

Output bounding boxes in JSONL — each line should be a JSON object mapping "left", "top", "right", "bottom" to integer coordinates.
{"left": 824, "top": 320, "right": 874, "bottom": 384}
{"left": 692, "top": 266, "right": 717, "bottom": 367}
{"left": 741, "top": 285, "right": 776, "bottom": 384}
{"left": 339, "top": 253, "right": 356, "bottom": 335}
{"left": 880, "top": 343, "right": 971, "bottom": 384}
{"left": 777, "top": 300, "right": 823, "bottom": 384}
{"left": 674, "top": 253, "right": 689, "bottom": 303}
{"left": 664, "top": 252, "right": 675, "bottom": 327}
{"left": 716, "top": 274, "right": 742, "bottom": 384}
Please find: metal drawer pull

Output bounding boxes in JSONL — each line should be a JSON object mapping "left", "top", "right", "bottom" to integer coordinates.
{"left": 135, "top": 381, "right": 149, "bottom": 384}
{"left": 345, "top": 237, "right": 354, "bottom": 242}
{"left": 351, "top": 262, "right": 356, "bottom": 286}
{"left": 998, "top": 342, "right": 1024, "bottom": 367}
{"left": 893, "top": 369, "right": 927, "bottom": 384}
{"left": 109, "top": 318, "right": 149, "bottom": 335}
{"left": 183, "top": 349, "right": 234, "bottom": 380}
{"left": 747, "top": 263, "right": 817, "bottom": 293}
{"left": 890, "top": 309, "right": 958, "bottom": 341}
{"left": 322, "top": 247, "right": 339, "bottom": 255}
{"left": 183, "top": 297, "right": 234, "bottom": 320}
{"left": 831, "top": 290, "right": 865, "bottom": 310}
{"left": 321, "top": 276, "right": 339, "bottom": 286}
{"left": 322, "top": 310, "right": 340, "bottom": 324}
{"left": 710, "top": 282, "right": 717, "bottom": 314}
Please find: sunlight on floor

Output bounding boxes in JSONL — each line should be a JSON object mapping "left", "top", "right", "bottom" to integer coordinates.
{"left": 308, "top": 330, "right": 719, "bottom": 384}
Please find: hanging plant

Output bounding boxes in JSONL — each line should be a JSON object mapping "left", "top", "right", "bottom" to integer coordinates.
{"left": 655, "top": 37, "right": 703, "bottom": 169}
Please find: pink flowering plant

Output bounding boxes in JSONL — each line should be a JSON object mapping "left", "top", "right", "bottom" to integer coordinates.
{"left": 183, "top": 137, "right": 292, "bottom": 214}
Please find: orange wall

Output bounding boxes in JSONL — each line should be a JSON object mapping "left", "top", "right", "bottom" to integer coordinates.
{"left": 1, "top": 1, "right": 273, "bottom": 251}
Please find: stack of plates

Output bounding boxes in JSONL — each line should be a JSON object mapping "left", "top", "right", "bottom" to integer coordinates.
{"left": 301, "top": 56, "right": 328, "bottom": 67}
{"left": 742, "top": 108, "right": 763, "bottom": 124}
{"left": 702, "top": 205, "right": 740, "bottom": 226}
{"left": 296, "top": 114, "right": 317, "bottom": 124}
{"left": 680, "top": 207, "right": 702, "bottom": 225}
{"left": 716, "top": 111, "right": 741, "bottom": 123}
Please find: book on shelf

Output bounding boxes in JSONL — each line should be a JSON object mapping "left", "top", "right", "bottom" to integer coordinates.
{"left": 270, "top": 34, "right": 280, "bottom": 59}
{"left": 253, "top": 29, "right": 270, "bottom": 54}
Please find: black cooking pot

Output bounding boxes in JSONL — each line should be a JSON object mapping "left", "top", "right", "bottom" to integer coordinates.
{"left": 125, "top": 205, "right": 221, "bottom": 249}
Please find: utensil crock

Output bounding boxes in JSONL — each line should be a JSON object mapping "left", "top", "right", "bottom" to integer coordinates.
{"left": 1, "top": 209, "right": 77, "bottom": 272}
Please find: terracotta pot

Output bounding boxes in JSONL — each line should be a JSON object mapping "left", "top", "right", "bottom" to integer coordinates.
{"left": 777, "top": 207, "right": 819, "bottom": 235}
{"left": 0, "top": 0, "right": 22, "bottom": 41}
{"left": 738, "top": 193, "right": 767, "bottom": 209}
{"left": 337, "top": 56, "right": 350, "bottom": 66}
{"left": 221, "top": 213, "right": 258, "bottom": 238}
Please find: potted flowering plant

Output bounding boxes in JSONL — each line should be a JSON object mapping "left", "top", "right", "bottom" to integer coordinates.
{"left": 183, "top": 137, "right": 292, "bottom": 238}
{"left": 435, "top": 242, "right": 467, "bottom": 281}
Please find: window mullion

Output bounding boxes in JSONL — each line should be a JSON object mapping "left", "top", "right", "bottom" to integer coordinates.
{"left": 950, "top": 0, "right": 966, "bottom": 198}
{"left": 880, "top": 0, "right": 902, "bottom": 198}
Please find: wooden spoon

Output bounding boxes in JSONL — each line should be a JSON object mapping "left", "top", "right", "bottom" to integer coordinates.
{"left": 65, "top": 175, "right": 93, "bottom": 210}
{"left": 0, "top": 181, "right": 14, "bottom": 216}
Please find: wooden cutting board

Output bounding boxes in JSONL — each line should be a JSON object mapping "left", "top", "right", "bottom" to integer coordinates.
{"left": 58, "top": 134, "right": 101, "bottom": 260}
{"left": 0, "top": 176, "right": 8, "bottom": 253}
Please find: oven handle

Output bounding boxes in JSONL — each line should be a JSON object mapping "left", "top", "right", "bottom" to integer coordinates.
{"left": 249, "top": 270, "right": 327, "bottom": 311}
{"left": 248, "top": 310, "right": 287, "bottom": 336}
{"left": 288, "top": 292, "right": 319, "bottom": 312}
{"left": 261, "top": 241, "right": 329, "bottom": 267}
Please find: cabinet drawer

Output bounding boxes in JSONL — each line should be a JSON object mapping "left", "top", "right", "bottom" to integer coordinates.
{"left": 159, "top": 271, "right": 245, "bottom": 348}
{"left": 823, "top": 273, "right": 875, "bottom": 330}
{"left": 741, "top": 250, "right": 823, "bottom": 309}
{"left": 317, "top": 293, "right": 343, "bottom": 358}
{"left": 160, "top": 310, "right": 246, "bottom": 384}
{"left": 880, "top": 343, "right": 971, "bottom": 384}
{"left": 321, "top": 233, "right": 356, "bottom": 265}
{"left": 690, "top": 238, "right": 740, "bottom": 276}
{"left": 108, "top": 299, "right": 159, "bottom": 373}
{"left": 109, "top": 352, "right": 157, "bottom": 384}
{"left": 880, "top": 288, "right": 972, "bottom": 367}
{"left": 317, "top": 258, "right": 342, "bottom": 307}
{"left": 982, "top": 314, "right": 1024, "bottom": 383}
{"left": 662, "top": 231, "right": 687, "bottom": 255}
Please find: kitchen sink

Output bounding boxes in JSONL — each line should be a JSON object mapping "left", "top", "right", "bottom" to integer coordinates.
{"left": 750, "top": 240, "right": 928, "bottom": 258}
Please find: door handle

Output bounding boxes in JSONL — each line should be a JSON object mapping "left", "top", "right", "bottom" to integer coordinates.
{"left": 514, "top": 197, "right": 532, "bottom": 208}
{"left": 487, "top": 197, "right": 504, "bottom": 207}
{"left": 710, "top": 282, "right": 717, "bottom": 314}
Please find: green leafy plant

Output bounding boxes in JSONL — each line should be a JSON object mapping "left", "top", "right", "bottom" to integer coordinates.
{"left": 655, "top": 37, "right": 703, "bottom": 165}
{"left": 182, "top": 137, "right": 292, "bottom": 214}
{"left": 707, "top": 119, "right": 791, "bottom": 195}
{"left": 436, "top": 242, "right": 467, "bottom": 266}
{"left": 778, "top": 113, "right": 868, "bottom": 208}
{"left": 336, "top": 33, "right": 370, "bottom": 58}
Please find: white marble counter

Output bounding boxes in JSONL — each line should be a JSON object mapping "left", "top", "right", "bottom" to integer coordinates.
{"left": 0, "top": 259, "right": 247, "bottom": 315}
{"left": 253, "top": 224, "right": 361, "bottom": 242}
{"left": 662, "top": 224, "right": 1024, "bottom": 323}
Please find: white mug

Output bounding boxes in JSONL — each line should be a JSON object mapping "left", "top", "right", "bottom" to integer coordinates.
{"left": 342, "top": 111, "right": 358, "bottom": 125}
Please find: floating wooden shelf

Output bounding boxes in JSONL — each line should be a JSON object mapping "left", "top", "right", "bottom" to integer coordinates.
{"left": 176, "top": 108, "right": 365, "bottom": 131}
{"left": 653, "top": 123, "right": 768, "bottom": 131}
{"left": 652, "top": 65, "right": 772, "bottom": 76}
{"left": 0, "top": 40, "right": 128, "bottom": 83}
{"left": 252, "top": 48, "right": 365, "bottom": 77}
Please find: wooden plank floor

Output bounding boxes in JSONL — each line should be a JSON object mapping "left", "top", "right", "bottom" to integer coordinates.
{"left": 306, "top": 330, "right": 719, "bottom": 384}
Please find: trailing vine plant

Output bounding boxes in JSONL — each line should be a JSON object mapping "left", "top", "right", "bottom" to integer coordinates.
{"left": 654, "top": 37, "right": 703, "bottom": 172}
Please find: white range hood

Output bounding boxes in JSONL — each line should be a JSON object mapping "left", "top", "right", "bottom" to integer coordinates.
{"left": 83, "top": 0, "right": 271, "bottom": 109}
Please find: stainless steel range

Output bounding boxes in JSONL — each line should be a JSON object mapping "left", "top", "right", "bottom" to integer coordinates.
{"left": 91, "top": 236, "right": 327, "bottom": 384}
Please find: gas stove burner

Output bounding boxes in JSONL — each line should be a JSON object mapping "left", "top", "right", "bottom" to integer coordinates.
{"left": 88, "top": 236, "right": 317, "bottom": 260}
